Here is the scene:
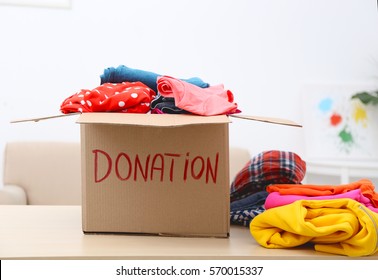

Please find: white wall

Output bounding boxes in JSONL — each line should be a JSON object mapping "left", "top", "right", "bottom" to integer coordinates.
{"left": 1, "top": 0, "right": 378, "bottom": 184}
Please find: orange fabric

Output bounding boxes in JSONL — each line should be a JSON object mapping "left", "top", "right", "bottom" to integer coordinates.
{"left": 266, "top": 179, "right": 378, "bottom": 207}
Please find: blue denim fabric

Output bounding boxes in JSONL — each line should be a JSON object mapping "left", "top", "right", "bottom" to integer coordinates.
{"left": 100, "top": 65, "right": 209, "bottom": 93}
{"left": 230, "top": 191, "right": 268, "bottom": 212}
{"left": 230, "top": 191, "right": 268, "bottom": 227}
{"left": 230, "top": 205, "right": 266, "bottom": 227}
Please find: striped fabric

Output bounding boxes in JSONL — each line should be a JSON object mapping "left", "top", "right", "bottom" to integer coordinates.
{"left": 230, "top": 150, "right": 306, "bottom": 202}
{"left": 230, "top": 150, "right": 306, "bottom": 226}
{"left": 230, "top": 206, "right": 266, "bottom": 227}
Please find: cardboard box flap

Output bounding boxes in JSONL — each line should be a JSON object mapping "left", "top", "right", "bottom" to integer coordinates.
{"left": 76, "top": 112, "right": 231, "bottom": 127}
{"left": 10, "top": 113, "right": 301, "bottom": 127}
{"left": 10, "top": 113, "right": 80, "bottom": 124}
{"left": 229, "top": 114, "right": 302, "bottom": 127}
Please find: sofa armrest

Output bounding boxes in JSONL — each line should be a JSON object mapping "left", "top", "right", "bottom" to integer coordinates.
{"left": 0, "top": 185, "right": 27, "bottom": 205}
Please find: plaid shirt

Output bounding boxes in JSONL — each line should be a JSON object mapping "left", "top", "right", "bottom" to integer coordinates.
{"left": 230, "top": 205, "right": 266, "bottom": 227}
{"left": 230, "top": 150, "right": 306, "bottom": 202}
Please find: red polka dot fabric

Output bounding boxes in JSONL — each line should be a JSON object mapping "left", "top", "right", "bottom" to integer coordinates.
{"left": 60, "top": 82, "right": 156, "bottom": 114}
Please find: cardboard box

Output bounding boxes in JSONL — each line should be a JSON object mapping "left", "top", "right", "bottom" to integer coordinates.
{"left": 12, "top": 112, "right": 300, "bottom": 238}
{"left": 77, "top": 113, "right": 231, "bottom": 237}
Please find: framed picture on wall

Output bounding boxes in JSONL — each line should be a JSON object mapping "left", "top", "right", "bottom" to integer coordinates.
{"left": 302, "top": 82, "right": 378, "bottom": 161}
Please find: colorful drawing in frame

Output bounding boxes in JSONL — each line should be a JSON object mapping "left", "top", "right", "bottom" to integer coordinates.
{"left": 302, "top": 84, "right": 378, "bottom": 161}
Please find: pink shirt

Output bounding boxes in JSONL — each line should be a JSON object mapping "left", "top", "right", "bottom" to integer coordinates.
{"left": 157, "top": 76, "right": 238, "bottom": 116}
{"left": 265, "top": 189, "right": 378, "bottom": 213}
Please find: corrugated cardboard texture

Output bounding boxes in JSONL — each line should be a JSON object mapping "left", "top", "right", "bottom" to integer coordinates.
{"left": 81, "top": 115, "right": 230, "bottom": 237}
{"left": 77, "top": 112, "right": 231, "bottom": 127}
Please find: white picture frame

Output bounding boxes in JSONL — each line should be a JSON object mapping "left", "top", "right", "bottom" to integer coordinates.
{"left": 302, "top": 82, "right": 378, "bottom": 161}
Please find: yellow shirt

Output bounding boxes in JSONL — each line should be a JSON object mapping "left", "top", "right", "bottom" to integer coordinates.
{"left": 249, "top": 198, "right": 378, "bottom": 257}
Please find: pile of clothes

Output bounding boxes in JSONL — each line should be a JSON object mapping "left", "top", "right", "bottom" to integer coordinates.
{"left": 60, "top": 65, "right": 240, "bottom": 116}
{"left": 230, "top": 150, "right": 378, "bottom": 257}
{"left": 231, "top": 151, "right": 378, "bottom": 257}
{"left": 250, "top": 178, "right": 378, "bottom": 257}
{"left": 229, "top": 150, "right": 306, "bottom": 226}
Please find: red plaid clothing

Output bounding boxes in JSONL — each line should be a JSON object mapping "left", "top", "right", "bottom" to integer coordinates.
{"left": 230, "top": 150, "right": 306, "bottom": 202}
{"left": 61, "top": 82, "right": 155, "bottom": 114}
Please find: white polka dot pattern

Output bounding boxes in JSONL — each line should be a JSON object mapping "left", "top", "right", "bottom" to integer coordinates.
{"left": 61, "top": 82, "right": 156, "bottom": 114}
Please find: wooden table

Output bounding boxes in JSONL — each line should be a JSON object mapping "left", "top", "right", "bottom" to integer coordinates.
{"left": 0, "top": 205, "right": 377, "bottom": 260}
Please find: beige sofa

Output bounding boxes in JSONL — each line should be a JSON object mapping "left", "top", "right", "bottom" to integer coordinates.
{"left": 0, "top": 142, "right": 250, "bottom": 205}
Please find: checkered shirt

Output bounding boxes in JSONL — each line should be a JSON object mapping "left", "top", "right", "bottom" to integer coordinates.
{"left": 230, "top": 150, "right": 306, "bottom": 202}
